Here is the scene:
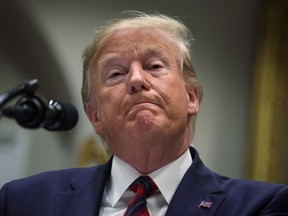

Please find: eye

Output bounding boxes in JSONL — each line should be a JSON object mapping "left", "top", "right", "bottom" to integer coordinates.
{"left": 104, "top": 69, "right": 126, "bottom": 85}
{"left": 148, "top": 64, "right": 163, "bottom": 70}
{"left": 108, "top": 71, "right": 124, "bottom": 79}
{"left": 147, "top": 61, "right": 164, "bottom": 71}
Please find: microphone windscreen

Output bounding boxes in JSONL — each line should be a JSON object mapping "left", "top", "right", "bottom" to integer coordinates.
{"left": 44, "top": 100, "right": 79, "bottom": 131}
{"left": 57, "top": 102, "right": 79, "bottom": 131}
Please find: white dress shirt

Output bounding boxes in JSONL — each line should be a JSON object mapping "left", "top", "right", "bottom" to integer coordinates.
{"left": 100, "top": 148, "right": 192, "bottom": 216}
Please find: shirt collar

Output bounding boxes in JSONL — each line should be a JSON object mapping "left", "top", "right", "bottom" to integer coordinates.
{"left": 108, "top": 147, "right": 192, "bottom": 206}
{"left": 149, "top": 148, "right": 192, "bottom": 203}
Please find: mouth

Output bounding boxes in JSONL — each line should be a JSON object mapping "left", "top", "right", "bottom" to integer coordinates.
{"left": 125, "top": 100, "right": 162, "bottom": 116}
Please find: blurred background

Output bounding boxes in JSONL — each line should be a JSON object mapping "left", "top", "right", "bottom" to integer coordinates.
{"left": 0, "top": 0, "right": 287, "bottom": 187}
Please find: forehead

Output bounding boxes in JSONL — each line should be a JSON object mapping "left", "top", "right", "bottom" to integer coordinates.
{"left": 96, "top": 28, "right": 180, "bottom": 63}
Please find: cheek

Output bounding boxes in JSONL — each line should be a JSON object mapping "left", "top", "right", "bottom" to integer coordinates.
{"left": 97, "top": 89, "right": 124, "bottom": 119}
{"left": 164, "top": 79, "right": 187, "bottom": 101}
{"left": 158, "top": 86, "right": 188, "bottom": 116}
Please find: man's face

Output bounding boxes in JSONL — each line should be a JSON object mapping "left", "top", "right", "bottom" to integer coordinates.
{"left": 87, "top": 28, "right": 199, "bottom": 158}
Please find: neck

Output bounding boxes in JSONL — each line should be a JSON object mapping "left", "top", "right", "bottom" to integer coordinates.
{"left": 117, "top": 128, "right": 192, "bottom": 174}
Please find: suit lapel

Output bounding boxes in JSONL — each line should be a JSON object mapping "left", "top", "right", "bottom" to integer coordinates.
{"left": 166, "top": 147, "right": 226, "bottom": 216}
{"left": 55, "top": 159, "right": 112, "bottom": 216}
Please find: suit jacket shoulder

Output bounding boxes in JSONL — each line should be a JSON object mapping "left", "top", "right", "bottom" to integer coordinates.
{"left": 166, "top": 147, "right": 288, "bottom": 216}
{"left": 0, "top": 161, "right": 112, "bottom": 216}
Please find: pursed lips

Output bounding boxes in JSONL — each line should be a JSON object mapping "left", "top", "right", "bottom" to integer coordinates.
{"left": 125, "top": 99, "right": 162, "bottom": 116}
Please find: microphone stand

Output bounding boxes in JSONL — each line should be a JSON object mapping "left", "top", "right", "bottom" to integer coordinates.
{"left": 0, "top": 79, "right": 47, "bottom": 129}
{"left": 0, "top": 79, "right": 39, "bottom": 109}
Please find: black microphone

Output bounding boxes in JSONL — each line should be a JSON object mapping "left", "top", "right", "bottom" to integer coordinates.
{"left": 2, "top": 95, "right": 79, "bottom": 131}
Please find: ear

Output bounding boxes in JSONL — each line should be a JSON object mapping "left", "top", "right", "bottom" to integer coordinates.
{"left": 186, "top": 85, "right": 200, "bottom": 115}
{"left": 85, "top": 102, "right": 104, "bottom": 135}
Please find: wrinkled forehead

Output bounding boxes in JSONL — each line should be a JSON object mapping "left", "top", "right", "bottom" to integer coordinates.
{"left": 94, "top": 28, "right": 182, "bottom": 68}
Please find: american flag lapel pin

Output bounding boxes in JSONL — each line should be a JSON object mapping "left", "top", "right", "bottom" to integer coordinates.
{"left": 199, "top": 200, "right": 213, "bottom": 208}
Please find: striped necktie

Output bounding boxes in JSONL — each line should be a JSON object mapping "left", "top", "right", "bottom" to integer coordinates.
{"left": 124, "top": 175, "right": 158, "bottom": 216}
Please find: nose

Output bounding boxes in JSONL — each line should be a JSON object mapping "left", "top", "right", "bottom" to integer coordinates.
{"left": 127, "top": 63, "right": 150, "bottom": 94}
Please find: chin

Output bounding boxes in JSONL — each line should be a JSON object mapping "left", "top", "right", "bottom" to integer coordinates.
{"left": 134, "top": 112, "right": 160, "bottom": 131}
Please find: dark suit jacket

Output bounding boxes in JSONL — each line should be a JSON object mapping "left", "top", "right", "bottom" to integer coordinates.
{"left": 1, "top": 147, "right": 288, "bottom": 216}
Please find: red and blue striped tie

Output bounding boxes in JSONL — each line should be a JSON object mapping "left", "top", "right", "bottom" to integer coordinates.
{"left": 124, "top": 176, "right": 158, "bottom": 216}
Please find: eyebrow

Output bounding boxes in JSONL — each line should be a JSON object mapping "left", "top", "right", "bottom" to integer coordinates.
{"left": 98, "top": 53, "right": 123, "bottom": 68}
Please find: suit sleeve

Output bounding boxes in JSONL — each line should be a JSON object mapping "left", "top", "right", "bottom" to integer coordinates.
{"left": 0, "top": 183, "right": 8, "bottom": 216}
{"left": 260, "top": 184, "right": 288, "bottom": 215}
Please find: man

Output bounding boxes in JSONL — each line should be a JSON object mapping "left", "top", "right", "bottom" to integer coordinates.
{"left": 0, "top": 11, "right": 287, "bottom": 216}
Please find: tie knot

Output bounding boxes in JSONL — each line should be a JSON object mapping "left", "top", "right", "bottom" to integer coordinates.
{"left": 129, "top": 176, "right": 158, "bottom": 198}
